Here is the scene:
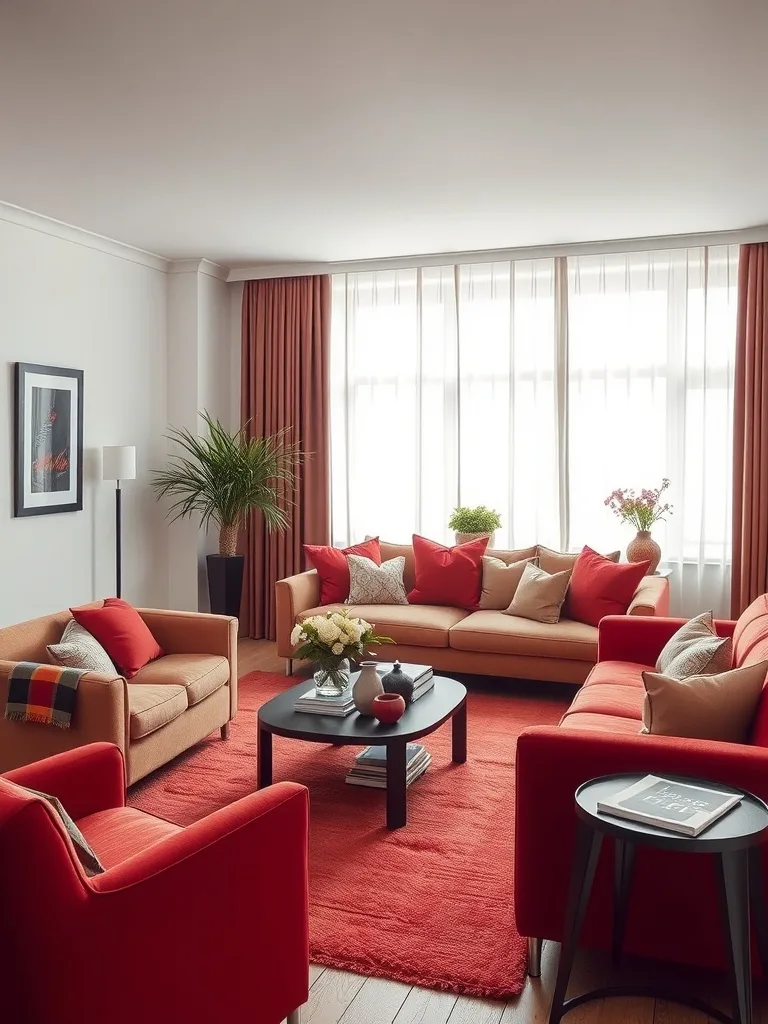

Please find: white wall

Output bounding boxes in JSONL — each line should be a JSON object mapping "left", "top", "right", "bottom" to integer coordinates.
{"left": 0, "top": 216, "right": 169, "bottom": 625}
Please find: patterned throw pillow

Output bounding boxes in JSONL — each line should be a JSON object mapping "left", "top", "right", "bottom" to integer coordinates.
{"left": 47, "top": 620, "right": 118, "bottom": 675}
{"left": 347, "top": 555, "right": 408, "bottom": 605}
{"left": 655, "top": 611, "right": 733, "bottom": 679}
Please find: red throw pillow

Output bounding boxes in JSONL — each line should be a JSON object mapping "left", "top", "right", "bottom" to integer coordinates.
{"left": 408, "top": 534, "right": 488, "bottom": 610}
{"left": 566, "top": 546, "right": 650, "bottom": 627}
{"left": 70, "top": 598, "right": 164, "bottom": 679}
{"left": 304, "top": 537, "right": 382, "bottom": 604}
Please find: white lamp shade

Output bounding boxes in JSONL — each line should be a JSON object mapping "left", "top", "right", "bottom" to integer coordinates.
{"left": 103, "top": 445, "right": 136, "bottom": 481}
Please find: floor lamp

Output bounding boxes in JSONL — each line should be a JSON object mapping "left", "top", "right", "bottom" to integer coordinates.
{"left": 103, "top": 445, "right": 136, "bottom": 599}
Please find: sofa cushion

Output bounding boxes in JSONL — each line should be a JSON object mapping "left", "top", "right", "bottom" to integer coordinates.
{"left": 377, "top": 539, "right": 537, "bottom": 593}
{"left": 559, "top": 711, "right": 643, "bottom": 735}
{"left": 408, "top": 534, "right": 488, "bottom": 610}
{"left": 298, "top": 603, "right": 468, "bottom": 648}
{"left": 656, "top": 611, "right": 733, "bottom": 679}
{"left": 562, "top": 681, "right": 645, "bottom": 722}
{"left": 733, "top": 595, "right": 768, "bottom": 667}
{"left": 130, "top": 654, "right": 229, "bottom": 707}
{"left": 478, "top": 556, "right": 536, "bottom": 610}
{"left": 347, "top": 554, "right": 408, "bottom": 605}
{"left": 506, "top": 562, "right": 571, "bottom": 624}
{"left": 70, "top": 599, "right": 164, "bottom": 679}
{"left": 304, "top": 538, "right": 382, "bottom": 604}
{"left": 582, "top": 660, "right": 654, "bottom": 688}
{"left": 537, "top": 545, "right": 620, "bottom": 574}
{"left": 128, "top": 684, "right": 188, "bottom": 740}
{"left": 565, "top": 547, "right": 650, "bottom": 626}
{"left": 77, "top": 806, "right": 182, "bottom": 870}
{"left": 448, "top": 610, "right": 598, "bottom": 661}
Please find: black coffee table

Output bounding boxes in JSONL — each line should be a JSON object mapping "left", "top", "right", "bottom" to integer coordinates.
{"left": 257, "top": 676, "right": 467, "bottom": 829}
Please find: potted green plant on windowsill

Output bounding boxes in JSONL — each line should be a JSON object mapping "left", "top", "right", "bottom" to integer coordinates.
{"left": 152, "top": 412, "right": 303, "bottom": 616}
{"left": 448, "top": 506, "right": 502, "bottom": 547}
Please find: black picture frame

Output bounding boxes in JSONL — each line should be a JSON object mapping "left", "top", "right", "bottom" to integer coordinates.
{"left": 14, "top": 362, "right": 84, "bottom": 517}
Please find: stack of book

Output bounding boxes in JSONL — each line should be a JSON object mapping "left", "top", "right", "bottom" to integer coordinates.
{"left": 293, "top": 688, "right": 356, "bottom": 717}
{"left": 373, "top": 662, "right": 434, "bottom": 701}
{"left": 345, "top": 744, "right": 431, "bottom": 788}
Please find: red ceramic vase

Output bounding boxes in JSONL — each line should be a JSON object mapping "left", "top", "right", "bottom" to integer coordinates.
{"left": 372, "top": 692, "right": 406, "bottom": 724}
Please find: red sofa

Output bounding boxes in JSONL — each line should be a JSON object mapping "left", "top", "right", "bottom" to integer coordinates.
{"left": 0, "top": 744, "right": 309, "bottom": 1024}
{"left": 515, "top": 596, "right": 768, "bottom": 975}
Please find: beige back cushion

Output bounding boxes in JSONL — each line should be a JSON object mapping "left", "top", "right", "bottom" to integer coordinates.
{"left": 642, "top": 661, "right": 768, "bottom": 741}
{"left": 479, "top": 556, "right": 537, "bottom": 610}
{"left": 537, "top": 545, "right": 621, "bottom": 575}
{"left": 505, "top": 562, "right": 572, "bottom": 624}
{"left": 377, "top": 539, "right": 538, "bottom": 595}
{"left": 0, "top": 610, "right": 74, "bottom": 664}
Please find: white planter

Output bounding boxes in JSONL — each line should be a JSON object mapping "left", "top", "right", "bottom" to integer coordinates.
{"left": 455, "top": 531, "right": 495, "bottom": 547}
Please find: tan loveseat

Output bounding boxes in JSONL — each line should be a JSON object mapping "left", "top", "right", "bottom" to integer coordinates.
{"left": 0, "top": 607, "right": 238, "bottom": 784}
{"left": 276, "top": 541, "right": 670, "bottom": 684}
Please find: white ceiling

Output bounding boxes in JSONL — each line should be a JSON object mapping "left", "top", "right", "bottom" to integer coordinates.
{"left": 2, "top": 0, "right": 767, "bottom": 267}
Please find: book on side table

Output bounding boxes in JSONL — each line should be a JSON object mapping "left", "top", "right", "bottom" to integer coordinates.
{"left": 597, "top": 775, "right": 742, "bottom": 837}
{"left": 345, "top": 744, "right": 431, "bottom": 788}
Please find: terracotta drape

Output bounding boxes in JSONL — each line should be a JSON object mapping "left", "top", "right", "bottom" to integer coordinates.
{"left": 240, "top": 276, "right": 331, "bottom": 638}
{"left": 731, "top": 243, "right": 768, "bottom": 617}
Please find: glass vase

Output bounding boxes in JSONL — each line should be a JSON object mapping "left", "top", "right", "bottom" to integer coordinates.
{"left": 314, "top": 657, "right": 351, "bottom": 697}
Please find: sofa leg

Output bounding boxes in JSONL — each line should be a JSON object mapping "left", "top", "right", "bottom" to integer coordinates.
{"left": 220, "top": 724, "right": 230, "bottom": 739}
{"left": 527, "top": 937, "right": 542, "bottom": 978}
{"left": 287, "top": 1009, "right": 301, "bottom": 1024}
{"left": 285, "top": 659, "right": 293, "bottom": 677}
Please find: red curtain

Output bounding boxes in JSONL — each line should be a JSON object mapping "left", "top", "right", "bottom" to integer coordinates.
{"left": 240, "top": 276, "right": 331, "bottom": 638}
{"left": 731, "top": 243, "right": 768, "bottom": 616}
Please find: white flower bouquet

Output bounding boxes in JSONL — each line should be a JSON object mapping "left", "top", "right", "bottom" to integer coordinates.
{"left": 291, "top": 610, "right": 393, "bottom": 694}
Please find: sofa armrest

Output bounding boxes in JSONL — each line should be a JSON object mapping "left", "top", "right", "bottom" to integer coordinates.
{"left": 627, "top": 575, "right": 670, "bottom": 616}
{"left": 4, "top": 743, "right": 125, "bottom": 817}
{"left": 275, "top": 570, "right": 321, "bottom": 658}
{"left": 514, "top": 725, "right": 768, "bottom": 940}
{"left": 89, "top": 782, "right": 309, "bottom": 1021}
{"left": 598, "top": 614, "right": 738, "bottom": 665}
{"left": 137, "top": 609, "right": 238, "bottom": 718}
{"left": 0, "top": 661, "right": 128, "bottom": 775}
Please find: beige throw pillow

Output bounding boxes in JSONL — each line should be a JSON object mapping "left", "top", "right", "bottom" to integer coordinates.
{"left": 346, "top": 554, "right": 408, "bottom": 605}
{"left": 479, "top": 556, "right": 537, "bottom": 610}
{"left": 505, "top": 562, "right": 572, "bottom": 624}
{"left": 655, "top": 611, "right": 733, "bottom": 679}
{"left": 537, "top": 545, "right": 620, "bottom": 574}
{"left": 641, "top": 662, "right": 768, "bottom": 742}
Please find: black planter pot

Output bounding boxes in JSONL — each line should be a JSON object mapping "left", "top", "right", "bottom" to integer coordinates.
{"left": 206, "top": 554, "right": 245, "bottom": 617}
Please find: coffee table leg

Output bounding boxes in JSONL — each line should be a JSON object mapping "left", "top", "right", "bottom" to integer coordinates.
{"left": 386, "top": 740, "right": 407, "bottom": 830}
{"left": 452, "top": 699, "right": 467, "bottom": 764}
{"left": 257, "top": 727, "right": 272, "bottom": 789}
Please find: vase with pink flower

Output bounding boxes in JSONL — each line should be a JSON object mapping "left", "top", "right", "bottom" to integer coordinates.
{"left": 604, "top": 479, "right": 673, "bottom": 575}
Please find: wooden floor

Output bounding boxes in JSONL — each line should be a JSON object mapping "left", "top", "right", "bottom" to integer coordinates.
{"left": 240, "top": 639, "right": 767, "bottom": 1024}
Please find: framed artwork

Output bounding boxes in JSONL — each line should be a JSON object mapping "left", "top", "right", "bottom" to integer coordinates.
{"left": 14, "top": 362, "right": 84, "bottom": 517}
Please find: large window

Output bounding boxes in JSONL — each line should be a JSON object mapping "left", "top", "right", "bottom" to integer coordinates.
{"left": 330, "top": 245, "right": 739, "bottom": 614}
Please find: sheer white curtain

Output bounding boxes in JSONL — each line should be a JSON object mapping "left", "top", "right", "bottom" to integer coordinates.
{"left": 330, "top": 261, "right": 559, "bottom": 550}
{"left": 331, "top": 245, "right": 738, "bottom": 616}
{"left": 567, "top": 245, "right": 739, "bottom": 615}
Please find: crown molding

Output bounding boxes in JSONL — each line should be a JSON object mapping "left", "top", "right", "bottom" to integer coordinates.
{"left": 167, "top": 257, "right": 230, "bottom": 281}
{"left": 0, "top": 201, "right": 169, "bottom": 272}
{"left": 226, "top": 224, "right": 768, "bottom": 282}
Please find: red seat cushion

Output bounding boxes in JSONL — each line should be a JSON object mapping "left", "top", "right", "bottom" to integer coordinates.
{"left": 70, "top": 599, "right": 163, "bottom": 679}
{"left": 407, "top": 534, "right": 488, "bottom": 610}
{"left": 562, "top": 682, "right": 645, "bottom": 722}
{"left": 304, "top": 537, "right": 381, "bottom": 605}
{"left": 566, "top": 546, "right": 650, "bottom": 627}
{"left": 559, "top": 711, "right": 643, "bottom": 734}
{"left": 77, "top": 806, "right": 181, "bottom": 870}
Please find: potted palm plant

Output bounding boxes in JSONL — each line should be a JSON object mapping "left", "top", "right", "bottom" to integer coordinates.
{"left": 152, "top": 412, "right": 303, "bottom": 616}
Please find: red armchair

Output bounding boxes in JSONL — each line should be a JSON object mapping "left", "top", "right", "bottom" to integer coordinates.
{"left": 515, "top": 605, "right": 768, "bottom": 977}
{"left": 0, "top": 743, "right": 309, "bottom": 1024}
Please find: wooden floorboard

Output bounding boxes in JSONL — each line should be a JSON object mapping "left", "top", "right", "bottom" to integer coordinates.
{"left": 240, "top": 638, "right": 766, "bottom": 1024}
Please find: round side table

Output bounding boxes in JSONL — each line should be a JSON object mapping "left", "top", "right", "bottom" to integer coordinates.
{"left": 549, "top": 773, "right": 768, "bottom": 1024}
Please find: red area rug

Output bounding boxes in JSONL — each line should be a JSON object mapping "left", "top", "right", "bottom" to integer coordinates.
{"left": 129, "top": 671, "right": 569, "bottom": 999}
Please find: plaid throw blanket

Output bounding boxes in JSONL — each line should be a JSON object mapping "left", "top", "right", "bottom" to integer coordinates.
{"left": 5, "top": 662, "right": 86, "bottom": 729}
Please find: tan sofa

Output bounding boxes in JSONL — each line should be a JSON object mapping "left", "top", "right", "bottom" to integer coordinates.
{"left": 276, "top": 541, "right": 670, "bottom": 684}
{"left": 0, "top": 606, "right": 238, "bottom": 784}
